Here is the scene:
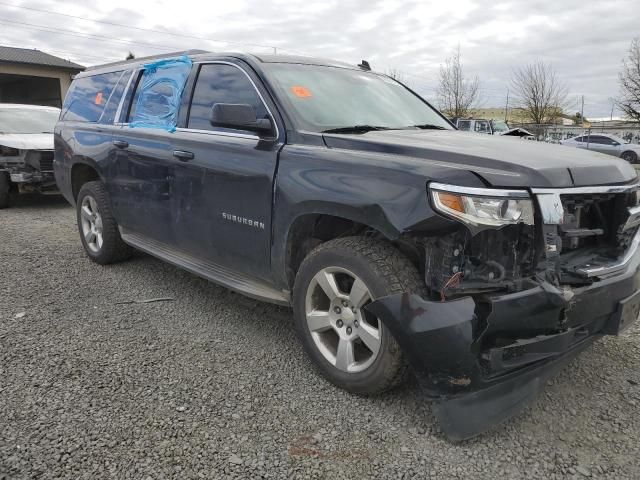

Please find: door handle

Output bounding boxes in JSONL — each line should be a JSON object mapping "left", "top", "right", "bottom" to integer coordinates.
{"left": 173, "top": 150, "right": 194, "bottom": 162}
{"left": 113, "top": 140, "right": 129, "bottom": 149}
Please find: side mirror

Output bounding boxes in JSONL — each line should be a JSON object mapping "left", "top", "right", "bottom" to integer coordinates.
{"left": 210, "top": 103, "right": 273, "bottom": 134}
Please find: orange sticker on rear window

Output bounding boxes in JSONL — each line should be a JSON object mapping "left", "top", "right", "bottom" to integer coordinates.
{"left": 291, "top": 86, "right": 312, "bottom": 98}
{"left": 94, "top": 92, "right": 104, "bottom": 105}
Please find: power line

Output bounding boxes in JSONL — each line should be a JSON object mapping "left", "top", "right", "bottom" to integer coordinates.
{"left": 0, "top": 1, "right": 282, "bottom": 53}
{"left": 0, "top": 18, "right": 201, "bottom": 52}
{"left": 0, "top": 40, "right": 120, "bottom": 63}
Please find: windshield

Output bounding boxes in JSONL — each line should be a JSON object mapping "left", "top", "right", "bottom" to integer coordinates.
{"left": 491, "top": 120, "right": 509, "bottom": 133}
{"left": 263, "top": 64, "right": 452, "bottom": 133}
{"left": 0, "top": 107, "right": 60, "bottom": 134}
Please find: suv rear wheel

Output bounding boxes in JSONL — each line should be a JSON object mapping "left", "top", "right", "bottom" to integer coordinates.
{"left": 293, "top": 236, "right": 426, "bottom": 395}
{"left": 0, "top": 172, "right": 10, "bottom": 209}
{"left": 76, "top": 181, "right": 132, "bottom": 264}
{"left": 621, "top": 151, "right": 638, "bottom": 164}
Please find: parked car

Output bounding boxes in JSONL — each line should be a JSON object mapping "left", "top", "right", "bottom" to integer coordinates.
{"left": 55, "top": 51, "right": 640, "bottom": 441}
{"left": 0, "top": 104, "right": 60, "bottom": 208}
{"left": 455, "top": 118, "right": 534, "bottom": 137}
{"left": 560, "top": 133, "right": 640, "bottom": 163}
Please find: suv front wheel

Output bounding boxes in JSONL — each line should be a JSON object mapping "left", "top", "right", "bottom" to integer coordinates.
{"left": 293, "top": 236, "right": 426, "bottom": 395}
{"left": 76, "top": 181, "right": 132, "bottom": 264}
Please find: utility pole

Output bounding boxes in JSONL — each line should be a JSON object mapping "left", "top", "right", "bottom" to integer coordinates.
{"left": 504, "top": 88, "right": 509, "bottom": 122}
{"left": 610, "top": 98, "right": 615, "bottom": 120}
{"left": 580, "top": 95, "right": 584, "bottom": 122}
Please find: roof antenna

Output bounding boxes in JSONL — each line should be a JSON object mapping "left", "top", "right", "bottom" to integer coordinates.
{"left": 358, "top": 60, "right": 371, "bottom": 71}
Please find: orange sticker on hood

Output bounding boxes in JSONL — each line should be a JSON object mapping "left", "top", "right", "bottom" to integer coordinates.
{"left": 291, "top": 85, "right": 312, "bottom": 98}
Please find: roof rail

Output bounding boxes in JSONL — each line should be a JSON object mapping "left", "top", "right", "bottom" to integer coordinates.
{"left": 84, "top": 49, "right": 210, "bottom": 72}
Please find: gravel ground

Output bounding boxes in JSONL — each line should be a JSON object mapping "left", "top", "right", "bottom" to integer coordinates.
{"left": 1, "top": 194, "right": 640, "bottom": 480}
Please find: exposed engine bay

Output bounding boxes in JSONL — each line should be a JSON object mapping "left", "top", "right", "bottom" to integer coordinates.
{"left": 423, "top": 187, "right": 640, "bottom": 299}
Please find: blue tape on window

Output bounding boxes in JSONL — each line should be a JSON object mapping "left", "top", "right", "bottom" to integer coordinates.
{"left": 129, "top": 55, "right": 192, "bottom": 132}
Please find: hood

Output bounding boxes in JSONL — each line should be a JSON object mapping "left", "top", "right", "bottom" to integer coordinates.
{"left": 0, "top": 133, "right": 53, "bottom": 151}
{"left": 322, "top": 129, "right": 637, "bottom": 188}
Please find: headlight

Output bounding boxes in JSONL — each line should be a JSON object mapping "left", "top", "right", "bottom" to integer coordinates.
{"left": 0, "top": 145, "right": 20, "bottom": 157}
{"left": 430, "top": 182, "right": 534, "bottom": 227}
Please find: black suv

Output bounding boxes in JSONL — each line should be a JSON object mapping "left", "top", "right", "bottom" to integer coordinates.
{"left": 54, "top": 51, "right": 640, "bottom": 440}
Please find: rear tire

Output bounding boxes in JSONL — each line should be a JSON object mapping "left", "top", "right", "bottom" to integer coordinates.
{"left": 0, "top": 172, "right": 10, "bottom": 209}
{"left": 621, "top": 151, "right": 638, "bottom": 164}
{"left": 293, "top": 236, "right": 426, "bottom": 395}
{"left": 76, "top": 181, "right": 132, "bottom": 264}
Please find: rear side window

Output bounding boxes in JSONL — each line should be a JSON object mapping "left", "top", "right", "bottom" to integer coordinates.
{"left": 61, "top": 71, "right": 124, "bottom": 122}
{"left": 187, "top": 63, "right": 269, "bottom": 134}
{"left": 99, "top": 71, "right": 132, "bottom": 124}
{"left": 457, "top": 120, "right": 471, "bottom": 131}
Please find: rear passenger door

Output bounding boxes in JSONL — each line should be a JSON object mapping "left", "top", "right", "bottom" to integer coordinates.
{"left": 170, "top": 61, "right": 283, "bottom": 281}
{"left": 108, "top": 71, "right": 178, "bottom": 244}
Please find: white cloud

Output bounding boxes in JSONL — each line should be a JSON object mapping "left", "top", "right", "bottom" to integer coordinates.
{"left": 0, "top": 0, "right": 636, "bottom": 116}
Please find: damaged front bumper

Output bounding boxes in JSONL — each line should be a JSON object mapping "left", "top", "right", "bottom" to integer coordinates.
{"left": 366, "top": 244, "right": 640, "bottom": 441}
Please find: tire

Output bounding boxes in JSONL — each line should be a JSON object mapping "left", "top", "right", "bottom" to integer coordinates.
{"left": 621, "top": 151, "right": 638, "bottom": 164}
{"left": 0, "top": 171, "right": 10, "bottom": 209}
{"left": 293, "top": 236, "right": 426, "bottom": 395}
{"left": 76, "top": 181, "right": 132, "bottom": 264}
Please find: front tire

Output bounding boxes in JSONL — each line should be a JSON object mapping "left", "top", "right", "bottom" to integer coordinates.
{"left": 76, "top": 181, "right": 132, "bottom": 264}
{"left": 621, "top": 151, "right": 638, "bottom": 164}
{"left": 0, "top": 172, "right": 10, "bottom": 209}
{"left": 293, "top": 236, "right": 426, "bottom": 395}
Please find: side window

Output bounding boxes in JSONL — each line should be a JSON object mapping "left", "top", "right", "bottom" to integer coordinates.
{"left": 99, "top": 70, "right": 132, "bottom": 124}
{"left": 573, "top": 136, "right": 584, "bottom": 142}
{"left": 597, "top": 136, "right": 614, "bottom": 145}
{"left": 61, "top": 71, "right": 124, "bottom": 122}
{"left": 474, "top": 121, "right": 490, "bottom": 133}
{"left": 129, "top": 79, "right": 176, "bottom": 122}
{"left": 457, "top": 120, "right": 471, "bottom": 131}
{"left": 589, "top": 136, "right": 606, "bottom": 144}
{"left": 187, "top": 63, "right": 269, "bottom": 134}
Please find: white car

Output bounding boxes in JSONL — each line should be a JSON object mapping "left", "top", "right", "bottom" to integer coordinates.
{"left": 0, "top": 103, "right": 60, "bottom": 208}
{"left": 559, "top": 133, "right": 640, "bottom": 163}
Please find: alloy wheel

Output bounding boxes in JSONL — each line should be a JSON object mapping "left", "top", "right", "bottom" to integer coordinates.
{"left": 305, "top": 267, "right": 382, "bottom": 373}
{"left": 80, "top": 195, "right": 104, "bottom": 253}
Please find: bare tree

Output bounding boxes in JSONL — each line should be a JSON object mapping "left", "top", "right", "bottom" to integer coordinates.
{"left": 617, "top": 37, "right": 640, "bottom": 121}
{"left": 386, "top": 69, "right": 409, "bottom": 86}
{"left": 436, "top": 46, "right": 480, "bottom": 118}
{"left": 510, "top": 61, "right": 567, "bottom": 124}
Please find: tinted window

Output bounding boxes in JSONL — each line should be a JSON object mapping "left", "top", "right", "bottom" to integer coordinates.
{"left": 457, "top": 120, "right": 471, "bottom": 131}
{"left": 591, "top": 135, "right": 614, "bottom": 145}
{"left": 99, "top": 70, "right": 131, "bottom": 124}
{"left": 61, "top": 71, "right": 124, "bottom": 122}
{"left": 573, "top": 136, "right": 584, "bottom": 142}
{"left": 474, "top": 121, "right": 490, "bottom": 133}
{"left": 187, "top": 64, "right": 269, "bottom": 133}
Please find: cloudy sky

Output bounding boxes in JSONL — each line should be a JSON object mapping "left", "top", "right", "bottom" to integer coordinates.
{"left": 0, "top": 0, "right": 636, "bottom": 117}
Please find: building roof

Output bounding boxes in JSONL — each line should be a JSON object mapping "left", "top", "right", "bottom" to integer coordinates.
{"left": 0, "top": 46, "right": 84, "bottom": 71}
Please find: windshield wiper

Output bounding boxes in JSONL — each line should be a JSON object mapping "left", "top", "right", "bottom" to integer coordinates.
{"left": 321, "top": 125, "right": 394, "bottom": 134}
{"left": 411, "top": 124, "right": 447, "bottom": 130}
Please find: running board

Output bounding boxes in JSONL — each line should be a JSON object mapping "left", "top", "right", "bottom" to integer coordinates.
{"left": 120, "top": 228, "right": 290, "bottom": 306}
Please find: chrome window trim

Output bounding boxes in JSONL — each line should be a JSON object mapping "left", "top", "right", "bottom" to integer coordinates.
{"left": 531, "top": 181, "right": 640, "bottom": 195}
{"left": 185, "top": 60, "right": 280, "bottom": 140}
{"left": 113, "top": 69, "right": 137, "bottom": 125}
{"left": 174, "top": 127, "right": 259, "bottom": 140}
{"left": 429, "top": 182, "right": 530, "bottom": 198}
